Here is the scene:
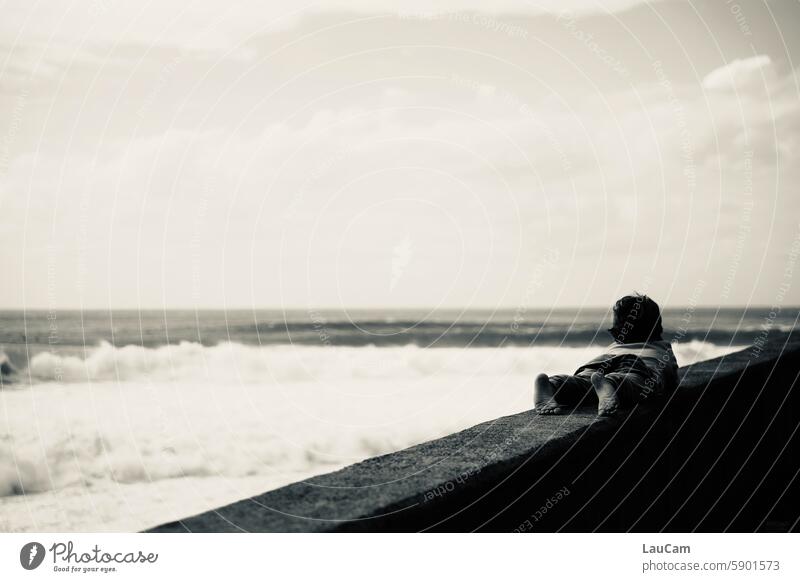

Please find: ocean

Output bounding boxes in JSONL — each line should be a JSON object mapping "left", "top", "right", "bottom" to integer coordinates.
{"left": 0, "top": 307, "right": 796, "bottom": 532}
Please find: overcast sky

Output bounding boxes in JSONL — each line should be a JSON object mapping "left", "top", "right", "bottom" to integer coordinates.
{"left": 1, "top": 0, "right": 799, "bottom": 310}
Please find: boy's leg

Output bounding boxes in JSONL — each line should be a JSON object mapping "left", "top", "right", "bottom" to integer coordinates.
{"left": 535, "top": 372, "right": 594, "bottom": 414}
{"left": 616, "top": 370, "right": 658, "bottom": 404}
{"left": 592, "top": 370, "right": 621, "bottom": 416}
{"left": 593, "top": 370, "right": 653, "bottom": 416}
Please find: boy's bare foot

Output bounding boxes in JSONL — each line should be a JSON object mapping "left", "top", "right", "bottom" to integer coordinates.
{"left": 592, "top": 371, "right": 620, "bottom": 417}
{"left": 534, "top": 373, "right": 565, "bottom": 414}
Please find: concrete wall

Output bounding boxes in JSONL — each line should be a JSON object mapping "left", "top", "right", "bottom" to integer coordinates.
{"left": 149, "top": 335, "right": 800, "bottom": 532}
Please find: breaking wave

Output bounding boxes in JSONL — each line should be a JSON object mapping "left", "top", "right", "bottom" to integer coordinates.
{"left": 22, "top": 339, "right": 735, "bottom": 384}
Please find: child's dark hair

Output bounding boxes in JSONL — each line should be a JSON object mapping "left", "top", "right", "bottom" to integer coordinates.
{"left": 607, "top": 293, "right": 664, "bottom": 343}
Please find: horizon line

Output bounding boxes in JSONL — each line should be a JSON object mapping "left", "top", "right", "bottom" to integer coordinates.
{"left": 1, "top": 305, "right": 798, "bottom": 312}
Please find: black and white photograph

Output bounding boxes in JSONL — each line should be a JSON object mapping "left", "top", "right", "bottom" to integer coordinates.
{"left": 1, "top": 0, "right": 799, "bottom": 578}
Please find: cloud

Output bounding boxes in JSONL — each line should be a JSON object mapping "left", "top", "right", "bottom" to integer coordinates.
{"left": 2, "top": 3, "right": 799, "bottom": 308}
{"left": 702, "top": 55, "right": 776, "bottom": 93}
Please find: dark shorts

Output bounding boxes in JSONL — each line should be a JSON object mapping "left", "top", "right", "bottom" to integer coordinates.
{"left": 549, "top": 367, "right": 657, "bottom": 408}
